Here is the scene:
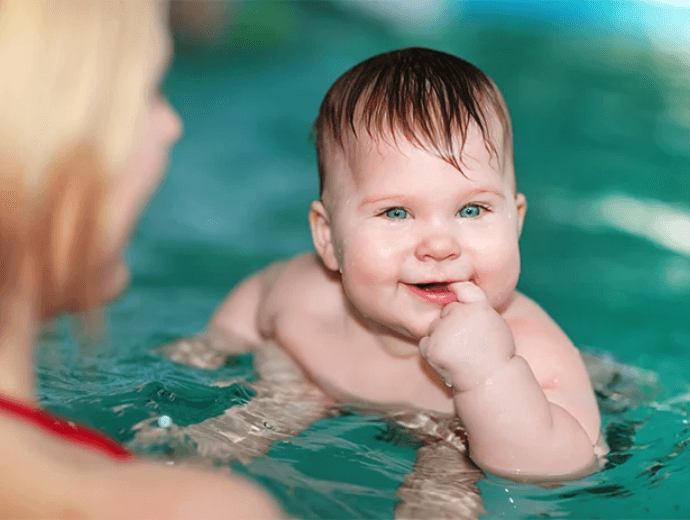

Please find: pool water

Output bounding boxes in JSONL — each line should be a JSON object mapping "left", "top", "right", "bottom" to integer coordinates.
{"left": 38, "top": 2, "right": 690, "bottom": 518}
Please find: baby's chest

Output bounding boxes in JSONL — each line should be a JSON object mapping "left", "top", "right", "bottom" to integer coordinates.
{"left": 274, "top": 323, "right": 455, "bottom": 412}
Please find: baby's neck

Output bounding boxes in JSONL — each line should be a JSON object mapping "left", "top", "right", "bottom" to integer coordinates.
{"left": 343, "top": 308, "right": 420, "bottom": 359}
{"left": 376, "top": 334, "right": 420, "bottom": 358}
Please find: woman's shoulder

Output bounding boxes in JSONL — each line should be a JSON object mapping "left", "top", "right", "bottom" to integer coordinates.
{"left": 0, "top": 412, "right": 283, "bottom": 519}
{"left": 0, "top": 411, "right": 108, "bottom": 518}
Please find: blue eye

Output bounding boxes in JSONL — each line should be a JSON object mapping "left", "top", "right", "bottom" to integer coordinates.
{"left": 385, "top": 208, "right": 408, "bottom": 219}
{"left": 458, "top": 204, "right": 483, "bottom": 218}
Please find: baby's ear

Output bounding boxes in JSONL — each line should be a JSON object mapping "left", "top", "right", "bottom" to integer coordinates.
{"left": 309, "top": 200, "right": 340, "bottom": 272}
{"left": 515, "top": 193, "right": 527, "bottom": 237}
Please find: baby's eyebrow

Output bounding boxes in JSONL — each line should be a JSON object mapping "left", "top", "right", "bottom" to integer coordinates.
{"left": 358, "top": 188, "right": 505, "bottom": 208}
{"left": 463, "top": 187, "right": 506, "bottom": 199}
{"left": 358, "top": 194, "right": 411, "bottom": 208}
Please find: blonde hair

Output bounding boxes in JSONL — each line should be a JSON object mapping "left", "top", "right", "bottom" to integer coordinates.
{"left": 0, "top": 0, "right": 168, "bottom": 326}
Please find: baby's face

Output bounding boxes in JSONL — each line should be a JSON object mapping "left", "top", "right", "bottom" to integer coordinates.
{"left": 315, "top": 122, "right": 526, "bottom": 341}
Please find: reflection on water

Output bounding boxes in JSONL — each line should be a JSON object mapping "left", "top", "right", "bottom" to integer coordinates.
{"left": 542, "top": 191, "right": 690, "bottom": 257}
{"left": 39, "top": 338, "right": 690, "bottom": 519}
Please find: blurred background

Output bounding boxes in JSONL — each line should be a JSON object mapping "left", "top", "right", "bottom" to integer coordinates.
{"left": 148, "top": 0, "right": 690, "bottom": 374}
{"left": 42, "top": 1, "right": 690, "bottom": 518}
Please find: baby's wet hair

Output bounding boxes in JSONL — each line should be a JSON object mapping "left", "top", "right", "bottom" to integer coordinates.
{"left": 312, "top": 47, "right": 512, "bottom": 196}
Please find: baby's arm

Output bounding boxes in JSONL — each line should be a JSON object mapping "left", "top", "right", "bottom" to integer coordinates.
{"left": 208, "top": 265, "right": 277, "bottom": 350}
{"left": 158, "top": 261, "right": 287, "bottom": 368}
{"left": 421, "top": 282, "right": 600, "bottom": 480}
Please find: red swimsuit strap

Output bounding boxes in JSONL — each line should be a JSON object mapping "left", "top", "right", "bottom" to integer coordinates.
{"left": 0, "top": 393, "right": 133, "bottom": 460}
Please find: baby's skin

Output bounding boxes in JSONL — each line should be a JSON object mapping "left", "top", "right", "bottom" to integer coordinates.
{"left": 202, "top": 120, "right": 602, "bottom": 480}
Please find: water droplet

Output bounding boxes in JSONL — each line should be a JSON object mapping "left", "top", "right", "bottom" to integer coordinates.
{"left": 158, "top": 415, "right": 173, "bottom": 428}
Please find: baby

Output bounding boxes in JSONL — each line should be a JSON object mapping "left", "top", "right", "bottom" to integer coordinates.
{"left": 194, "top": 48, "right": 601, "bottom": 480}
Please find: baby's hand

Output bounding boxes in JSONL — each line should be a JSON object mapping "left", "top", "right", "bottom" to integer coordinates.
{"left": 419, "top": 282, "right": 515, "bottom": 392}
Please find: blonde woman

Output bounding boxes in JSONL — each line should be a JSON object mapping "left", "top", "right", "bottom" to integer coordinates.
{"left": 0, "top": 1, "right": 283, "bottom": 518}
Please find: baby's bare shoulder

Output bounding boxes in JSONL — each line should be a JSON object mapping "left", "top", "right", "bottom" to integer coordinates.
{"left": 265, "top": 253, "right": 341, "bottom": 305}
{"left": 504, "top": 293, "right": 601, "bottom": 443}
{"left": 503, "top": 292, "right": 585, "bottom": 379}
{"left": 259, "top": 253, "right": 345, "bottom": 333}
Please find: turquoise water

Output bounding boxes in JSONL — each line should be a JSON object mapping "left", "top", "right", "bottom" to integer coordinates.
{"left": 38, "top": 2, "right": 690, "bottom": 518}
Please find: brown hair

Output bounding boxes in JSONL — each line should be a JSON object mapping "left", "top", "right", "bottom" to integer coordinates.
{"left": 313, "top": 47, "right": 513, "bottom": 196}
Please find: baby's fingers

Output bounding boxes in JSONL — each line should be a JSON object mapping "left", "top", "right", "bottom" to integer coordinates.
{"left": 439, "top": 301, "right": 461, "bottom": 318}
{"left": 418, "top": 335, "right": 429, "bottom": 356}
{"left": 448, "top": 281, "right": 487, "bottom": 305}
{"left": 417, "top": 336, "right": 453, "bottom": 387}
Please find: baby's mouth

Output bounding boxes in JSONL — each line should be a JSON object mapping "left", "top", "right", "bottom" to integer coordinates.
{"left": 414, "top": 282, "right": 451, "bottom": 292}
{"left": 405, "top": 282, "right": 457, "bottom": 305}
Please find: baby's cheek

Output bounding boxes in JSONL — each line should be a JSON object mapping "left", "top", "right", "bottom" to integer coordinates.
{"left": 341, "top": 243, "right": 394, "bottom": 299}
{"left": 340, "top": 270, "right": 384, "bottom": 323}
{"left": 344, "top": 257, "right": 391, "bottom": 295}
{"left": 346, "top": 234, "right": 396, "bottom": 275}
{"left": 475, "top": 245, "right": 521, "bottom": 306}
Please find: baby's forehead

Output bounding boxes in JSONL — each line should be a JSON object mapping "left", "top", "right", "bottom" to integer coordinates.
{"left": 325, "top": 118, "right": 512, "bottom": 186}
{"left": 320, "top": 134, "right": 517, "bottom": 213}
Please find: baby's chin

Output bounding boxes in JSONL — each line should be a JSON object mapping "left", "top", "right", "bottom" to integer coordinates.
{"left": 409, "top": 311, "right": 444, "bottom": 339}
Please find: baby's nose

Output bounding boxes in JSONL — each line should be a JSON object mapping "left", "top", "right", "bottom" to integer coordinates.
{"left": 414, "top": 229, "right": 461, "bottom": 262}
